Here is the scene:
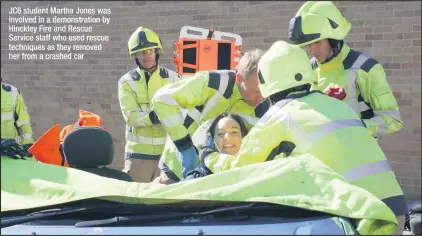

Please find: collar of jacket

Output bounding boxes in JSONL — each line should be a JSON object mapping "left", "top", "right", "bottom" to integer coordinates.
{"left": 233, "top": 84, "right": 258, "bottom": 110}
{"left": 1, "top": 82, "right": 12, "bottom": 92}
{"left": 136, "top": 65, "right": 161, "bottom": 77}
{"left": 231, "top": 83, "right": 244, "bottom": 102}
{"left": 317, "top": 43, "right": 351, "bottom": 73}
{"left": 274, "top": 90, "right": 310, "bottom": 104}
{"left": 270, "top": 90, "right": 310, "bottom": 105}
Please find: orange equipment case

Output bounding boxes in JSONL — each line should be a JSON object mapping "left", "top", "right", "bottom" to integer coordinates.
{"left": 172, "top": 26, "right": 243, "bottom": 77}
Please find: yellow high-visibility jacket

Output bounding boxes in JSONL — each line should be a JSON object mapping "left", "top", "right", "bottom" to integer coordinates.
{"left": 118, "top": 66, "right": 181, "bottom": 160}
{"left": 152, "top": 70, "right": 270, "bottom": 180}
{"left": 1, "top": 82, "right": 34, "bottom": 145}
{"left": 204, "top": 90, "right": 407, "bottom": 218}
{"left": 310, "top": 44, "right": 403, "bottom": 137}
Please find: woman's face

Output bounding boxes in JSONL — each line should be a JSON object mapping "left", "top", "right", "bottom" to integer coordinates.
{"left": 214, "top": 117, "right": 243, "bottom": 155}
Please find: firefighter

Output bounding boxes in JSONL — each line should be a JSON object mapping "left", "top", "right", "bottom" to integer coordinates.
{"left": 118, "top": 26, "right": 181, "bottom": 183}
{"left": 195, "top": 41, "right": 407, "bottom": 234}
{"left": 151, "top": 49, "right": 270, "bottom": 181}
{"left": 1, "top": 78, "right": 34, "bottom": 152}
{"left": 288, "top": 1, "right": 403, "bottom": 138}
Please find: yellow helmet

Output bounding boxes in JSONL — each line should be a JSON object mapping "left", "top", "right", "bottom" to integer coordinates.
{"left": 288, "top": 1, "right": 351, "bottom": 46}
{"left": 128, "top": 26, "right": 163, "bottom": 59}
{"left": 257, "top": 41, "right": 317, "bottom": 98}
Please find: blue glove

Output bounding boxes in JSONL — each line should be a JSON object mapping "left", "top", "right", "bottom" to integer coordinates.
{"left": 1, "top": 138, "right": 32, "bottom": 160}
{"left": 182, "top": 163, "right": 213, "bottom": 181}
{"left": 177, "top": 146, "right": 198, "bottom": 178}
{"left": 199, "top": 134, "right": 217, "bottom": 164}
{"left": 22, "top": 143, "right": 33, "bottom": 152}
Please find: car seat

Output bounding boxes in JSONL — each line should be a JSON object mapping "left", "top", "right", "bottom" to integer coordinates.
{"left": 62, "top": 126, "right": 132, "bottom": 182}
{"left": 405, "top": 204, "right": 421, "bottom": 235}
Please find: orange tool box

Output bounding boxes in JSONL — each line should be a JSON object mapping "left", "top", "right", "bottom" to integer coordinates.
{"left": 172, "top": 26, "right": 243, "bottom": 77}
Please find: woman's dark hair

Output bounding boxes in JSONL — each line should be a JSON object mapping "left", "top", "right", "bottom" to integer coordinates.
{"left": 208, "top": 113, "right": 249, "bottom": 138}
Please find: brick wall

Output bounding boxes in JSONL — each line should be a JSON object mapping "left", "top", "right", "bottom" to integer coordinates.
{"left": 1, "top": 1, "right": 420, "bottom": 201}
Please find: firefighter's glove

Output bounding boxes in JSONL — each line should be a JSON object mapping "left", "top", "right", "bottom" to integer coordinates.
{"left": 149, "top": 111, "right": 161, "bottom": 125}
{"left": 183, "top": 164, "right": 213, "bottom": 181}
{"left": 22, "top": 143, "right": 33, "bottom": 152}
{"left": 199, "top": 134, "right": 217, "bottom": 164}
{"left": 325, "top": 87, "right": 346, "bottom": 101}
{"left": 0, "top": 138, "right": 32, "bottom": 160}
{"left": 177, "top": 146, "right": 198, "bottom": 178}
{"left": 22, "top": 143, "right": 35, "bottom": 158}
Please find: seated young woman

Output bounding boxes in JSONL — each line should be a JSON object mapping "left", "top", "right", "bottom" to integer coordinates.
{"left": 199, "top": 113, "right": 249, "bottom": 165}
{"left": 155, "top": 113, "right": 250, "bottom": 184}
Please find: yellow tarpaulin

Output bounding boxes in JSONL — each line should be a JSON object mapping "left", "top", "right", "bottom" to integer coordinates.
{"left": 1, "top": 154, "right": 397, "bottom": 234}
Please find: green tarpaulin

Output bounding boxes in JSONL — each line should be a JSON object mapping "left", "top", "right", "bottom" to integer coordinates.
{"left": 1, "top": 154, "right": 397, "bottom": 234}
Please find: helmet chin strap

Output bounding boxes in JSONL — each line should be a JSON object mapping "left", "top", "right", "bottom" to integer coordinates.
{"left": 143, "top": 64, "right": 157, "bottom": 72}
{"left": 134, "top": 49, "right": 161, "bottom": 73}
{"left": 321, "top": 39, "right": 344, "bottom": 64}
{"left": 135, "top": 58, "right": 158, "bottom": 72}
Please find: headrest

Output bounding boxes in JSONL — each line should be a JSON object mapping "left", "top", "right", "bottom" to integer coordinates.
{"left": 62, "top": 126, "right": 114, "bottom": 167}
{"left": 412, "top": 204, "right": 421, "bottom": 213}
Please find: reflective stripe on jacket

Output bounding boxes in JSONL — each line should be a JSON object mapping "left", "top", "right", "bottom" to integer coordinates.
{"left": 205, "top": 90, "right": 407, "bottom": 216}
{"left": 1, "top": 83, "right": 33, "bottom": 145}
{"left": 118, "top": 66, "right": 180, "bottom": 160}
{"left": 152, "top": 70, "right": 270, "bottom": 180}
{"left": 310, "top": 44, "right": 403, "bottom": 137}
